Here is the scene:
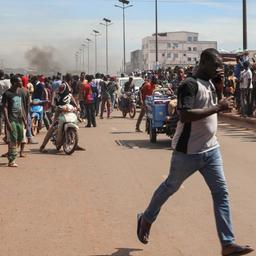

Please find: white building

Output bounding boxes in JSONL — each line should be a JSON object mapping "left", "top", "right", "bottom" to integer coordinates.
{"left": 142, "top": 31, "right": 217, "bottom": 70}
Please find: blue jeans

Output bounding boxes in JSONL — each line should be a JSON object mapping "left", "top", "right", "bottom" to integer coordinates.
{"left": 143, "top": 147, "right": 235, "bottom": 246}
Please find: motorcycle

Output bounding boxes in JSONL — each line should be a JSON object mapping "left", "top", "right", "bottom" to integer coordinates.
{"left": 50, "top": 104, "right": 79, "bottom": 155}
{"left": 118, "top": 92, "right": 136, "bottom": 118}
{"left": 30, "top": 99, "right": 46, "bottom": 136}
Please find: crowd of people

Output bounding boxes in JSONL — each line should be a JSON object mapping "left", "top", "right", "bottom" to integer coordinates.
{"left": 0, "top": 71, "right": 121, "bottom": 167}
{"left": 1, "top": 51, "right": 256, "bottom": 167}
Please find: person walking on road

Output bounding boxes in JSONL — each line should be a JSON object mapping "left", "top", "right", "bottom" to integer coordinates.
{"left": 78, "top": 72, "right": 87, "bottom": 120}
{"left": 100, "top": 76, "right": 111, "bottom": 119}
{"left": 2, "top": 75, "right": 27, "bottom": 167}
{"left": 136, "top": 49, "right": 254, "bottom": 256}
{"left": 240, "top": 61, "right": 253, "bottom": 117}
{"left": 83, "top": 75, "right": 96, "bottom": 127}
{"left": 135, "top": 77, "right": 156, "bottom": 132}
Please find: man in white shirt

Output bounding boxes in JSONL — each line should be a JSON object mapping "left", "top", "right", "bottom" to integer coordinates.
{"left": 136, "top": 49, "right": 254, "bottom": 256}
{"left": 240, "top": 61, "right": 253, "bottom": 116}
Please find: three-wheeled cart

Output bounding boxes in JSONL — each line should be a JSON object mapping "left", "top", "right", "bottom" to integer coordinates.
{"left": 145, "top": 95, "right": 178, "bottom": 143}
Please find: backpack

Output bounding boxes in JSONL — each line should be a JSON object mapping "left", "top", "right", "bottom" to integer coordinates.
{"left": 90, "top": 81, "right": 98, "bottom": 102}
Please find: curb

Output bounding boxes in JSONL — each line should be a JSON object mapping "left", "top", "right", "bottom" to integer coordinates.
{"left": 219, "top": 112, "right": 256, "bottom": 130}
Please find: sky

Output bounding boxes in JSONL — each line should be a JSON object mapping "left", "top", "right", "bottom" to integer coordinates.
{"left": 0, "top": 0, "right": 255, "bottom": 74}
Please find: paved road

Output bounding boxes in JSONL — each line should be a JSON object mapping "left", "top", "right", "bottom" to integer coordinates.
{"left": 0, "top": 110, "right": 255, "bottom": 256}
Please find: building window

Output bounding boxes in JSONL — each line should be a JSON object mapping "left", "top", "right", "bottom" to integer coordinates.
{"left": 188, "top": 57, "right": 192, "bottom": 62}
{"left": 193, "top": 47, "right": 197, "bottom": 51}
{"left": 167, "top": 42, "right": 178, "bottom": 48}
{"left": 188, "top": 47, "right": 192, "bottom": 51}
{"left": 188, "top": 36, "right": 192, "bottom": 42}
{"left": 194, "top": 57, "right": 197, "bottom": 61}
{"left": 173, "top": 43, "right": 179, "bottom": 48}
{"left": 193, "top": 37, "right": 197, "bottom": 41}
{"left": 162, "top": 53, "right": 165, "bottom": 57}
{"left": 174, "top": 53, "right": 179, "bottom": 59}
{"left": 183, "top": 54, "right": 186, "bottom": 56}
{"left": 167, "top": 53, "right": 172, "bottom": 58}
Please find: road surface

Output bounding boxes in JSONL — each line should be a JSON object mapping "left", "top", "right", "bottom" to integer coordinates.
{"left": 0, "top": 110, "right": 255, "bottom": 256}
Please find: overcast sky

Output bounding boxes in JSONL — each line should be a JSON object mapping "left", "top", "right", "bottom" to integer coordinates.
{"left": 0, "top": 0, "right": 255, "bottom": 74}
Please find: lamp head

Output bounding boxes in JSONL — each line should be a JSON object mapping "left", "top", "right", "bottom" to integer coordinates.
{"left": 103, "top": 18, "right": 111, "bottom": 23}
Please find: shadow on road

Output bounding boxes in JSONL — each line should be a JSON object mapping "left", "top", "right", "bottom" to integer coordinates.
{"left": 115, "top": 139, "right": 172, "bottom": 150}
{"left": 92, "top": 248, "right": 143, "bottom": 256}
{"left": 111, "top": 131, "right": 137, "bottom": 134}
{"left": 29, "top": 148, "right": 65, "bottom": 155}
{"left": 218, "top": 122, "right": 256, "bottom": 142}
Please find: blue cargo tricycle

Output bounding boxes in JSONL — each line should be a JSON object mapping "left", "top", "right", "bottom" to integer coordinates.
{"left": 145, "top": 95, "right": 178, "bottom": 143}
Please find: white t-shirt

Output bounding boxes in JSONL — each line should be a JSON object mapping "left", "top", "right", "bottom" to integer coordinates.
{"left": 172, "top": 77, "right": 219, "bottom": 154}
{"left": 240, "top": 69, "right": 253, "bottom": 89}
{"left": 0, "top": 79, "right": 11, "bottom": 104}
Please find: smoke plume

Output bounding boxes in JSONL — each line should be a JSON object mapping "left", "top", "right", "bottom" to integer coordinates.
{"left": 25, "top": 46, "right": 60, "bottom": 74}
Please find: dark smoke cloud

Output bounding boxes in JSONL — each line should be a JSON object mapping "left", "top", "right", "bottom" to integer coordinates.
{"left": 25, "top": 46, "right": 60, "bottom": 74}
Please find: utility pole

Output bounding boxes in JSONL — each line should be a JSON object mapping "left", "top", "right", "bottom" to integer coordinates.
{"left": 155, "top": 0, "right": 159, "bottom": 70}
{"left": 92, "top": 30, "right": 100, "bottom": 74}
{"left": 243, "top": 0, "right": 247, "bottom": 50}
{"left": 86, "top": 38, "right": 92, "bottom": 74}
{"left": 100, "top": 18, "right": 113, "bottom": 75}
{"left": 115, "top": 0, "right": 133, "bottom": 74}
{"left": 81, "top": 43, "right": 86, "bottom": 72}
{"left": 79, "top": 48, "right": 83, "bottom": 72}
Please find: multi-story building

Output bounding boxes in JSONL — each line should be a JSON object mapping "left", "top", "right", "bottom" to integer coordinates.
{"left": 142, "top": 31, "right": 217, "bottom": 70}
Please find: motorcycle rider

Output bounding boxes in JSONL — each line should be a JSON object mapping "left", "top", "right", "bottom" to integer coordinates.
{"left": 39, "top": 73, "right": 80, "bottom": 153}
{"left": 124, "top": 77, "right": 135, "bottom": 93}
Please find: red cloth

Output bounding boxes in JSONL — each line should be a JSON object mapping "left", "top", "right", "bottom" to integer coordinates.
{"left": 141, "top": 82, "right": 155, "bottom": 101}
{"left": 21, "top": 76, "right": 29, "bottom": 88}
{"left": 83, "top": 82, "right": 94, "bottom": 104}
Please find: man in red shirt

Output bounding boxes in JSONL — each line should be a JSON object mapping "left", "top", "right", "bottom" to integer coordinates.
{"left": 83, "top": 75, "right": 96, "bottom": 127}
{"left": 135, "top": 77, "right": 156, "bottom": 132}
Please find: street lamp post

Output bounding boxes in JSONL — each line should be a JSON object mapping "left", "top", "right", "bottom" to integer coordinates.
{"left": 115, "top": 0, "right": 133, "bottom": 74}
{"left": 155, "top": 0, "right": 159, "bottom": 70}
{"left": 92, "top": 30, "right": 100, "bottom": 74}
{"left": 81, "top": 44, "right": 86, "bottom": 72}
{"left": 100, "top": 18, "right": 113, "bottom": 75}
{"left": 243, "top": 0, "right": 247, "bottom": 50}
{"left": 79, "top": 48, "right": 83, "bottom": 72}
{"left": 86, "top": 38, "right": 92, "bottom": 74}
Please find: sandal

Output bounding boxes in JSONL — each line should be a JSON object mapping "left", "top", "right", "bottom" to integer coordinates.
{"left": 222, "top": 243, "right": 254, "bottom": 256}
{"left": 8, "top": 162, "right": 18, "bottom": 167}
{"left": 137, "top": 213, "right": 151, "bottom": 244}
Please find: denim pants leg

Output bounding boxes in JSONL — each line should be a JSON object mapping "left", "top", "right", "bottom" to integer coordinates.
{"left": 199, "top": 148, "right": 234, "bottom": 246}
{"left": 85, "top": 104, "right": 91, "bottom": 126}
{"left": 143, "top": 147, "right": 235, "bottom": 246}
{"left": 240, "top": 89, "right": 247, "bottom": 116}
{"left": 143, "top": 151, "right": 199, "bottom": 223}
{"left": 79, "top": 101, "right": 86, "bottom": 119}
